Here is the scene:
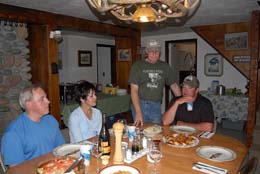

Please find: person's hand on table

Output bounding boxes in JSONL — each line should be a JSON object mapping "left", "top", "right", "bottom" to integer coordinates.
{"left": 134, "top": 112, "right": 143, "bottom": 126}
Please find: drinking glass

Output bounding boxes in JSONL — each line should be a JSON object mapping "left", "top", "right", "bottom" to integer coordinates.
{"left": 117, "top": 119, "right": 127, "bottom": 137}
{"left": 91, "top": 144, "right": 103, "bottom": 173}
{"left": 148, "top": 140, "right": 162, "bottom": 174}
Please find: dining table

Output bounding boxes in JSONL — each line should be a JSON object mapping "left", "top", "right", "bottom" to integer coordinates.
{"left": 6, "top": 124, "right": 248, "bottom": 174}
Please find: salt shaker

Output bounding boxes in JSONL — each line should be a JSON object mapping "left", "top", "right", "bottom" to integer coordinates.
{"left": 125, "top": 148, "right": 132, "bottom": 161}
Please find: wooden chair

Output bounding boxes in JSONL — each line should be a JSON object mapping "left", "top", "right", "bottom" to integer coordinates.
{"left": 0, "top": 152, "right": 7, "bottom": 173}
{"left": 238, "top": 157, "right": 258, "bottom": 174}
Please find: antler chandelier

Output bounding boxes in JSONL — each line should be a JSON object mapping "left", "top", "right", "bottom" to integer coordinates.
{"left": 87, "top": 0, "right": 201, "bottom": 23}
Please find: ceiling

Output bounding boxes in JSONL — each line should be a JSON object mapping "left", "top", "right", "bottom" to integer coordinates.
{"left": 1, "top": 0, "right": 260, "bottom": 37}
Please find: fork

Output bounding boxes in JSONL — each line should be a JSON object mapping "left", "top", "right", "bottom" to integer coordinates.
{"left": 209, "top": 153, "right": 222, "bottom": 159}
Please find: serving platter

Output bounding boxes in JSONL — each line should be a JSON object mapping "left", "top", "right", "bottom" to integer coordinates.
{"left": 196, "top": 146, "right": 237, "bottom": 162}
{"left": 36, "top": 156, "right": 84, "bottom": 174}
{"left": 143, "top": 125, "right": 162, "bottom": 137}
{"left": 99, "top": 165, "right": 140, "bottom": 174}
{"left": 170, "top": 125, "right": 197, "bottom": 134}
{"left": 163, "top": 133, "right": 199, "bottom": 148}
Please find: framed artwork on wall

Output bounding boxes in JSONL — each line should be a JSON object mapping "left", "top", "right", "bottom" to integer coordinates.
{"left": 78, "top": 50, "right": 92, "bottom": 67}
{"left": 204, "top": 53, "right": 223, "bottom": 76}
{"left": 118, "top": 49, "right": 131, "bottom": 61}
{"left": 224, "top": 32, "right": 248, "bottom": 50}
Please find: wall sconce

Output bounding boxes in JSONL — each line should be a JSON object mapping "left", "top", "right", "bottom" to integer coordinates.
{"left": 50, "top": 30, "right": 63, "bottom": 43}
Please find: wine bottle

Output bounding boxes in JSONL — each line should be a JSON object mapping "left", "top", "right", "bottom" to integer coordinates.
{"left": 98, "top": 113, "right": 111, "bottom": 156}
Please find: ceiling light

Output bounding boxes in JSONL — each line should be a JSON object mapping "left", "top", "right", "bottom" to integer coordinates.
{"left": 87, "top": 0, "right": 201, "bottom": 23}
{"left": 132, "top": 4, "right": 156, "bottom": 23}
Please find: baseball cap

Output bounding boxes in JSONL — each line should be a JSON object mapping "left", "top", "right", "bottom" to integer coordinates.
{"left": 146, "top": 39, "right": 161, "bottom": 51}
{"left": 182, "top": 75, "right": 200, "bottom": 88}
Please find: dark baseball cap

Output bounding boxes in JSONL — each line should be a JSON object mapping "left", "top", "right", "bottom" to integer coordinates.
{"left": 182, "top": 75, "right": 200, "bottom": 88}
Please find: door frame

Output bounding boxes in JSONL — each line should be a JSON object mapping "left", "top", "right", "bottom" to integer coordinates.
{"left": 165, "top": 39, "right": 197, "bottom": 109}
{"left": 96, "top": 44, "right": 116, "bottom": 85}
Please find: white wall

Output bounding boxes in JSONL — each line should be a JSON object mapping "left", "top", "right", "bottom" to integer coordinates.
{"left": 142, "top": 32, "right": 248, "bottom": 92}
{"left": 58, "top": 35, "right": 114, "bottom": 83}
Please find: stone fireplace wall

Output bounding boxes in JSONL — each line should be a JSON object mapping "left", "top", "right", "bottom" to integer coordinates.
{"left": 0, "top": 21, "right": 32, "bottom": 141}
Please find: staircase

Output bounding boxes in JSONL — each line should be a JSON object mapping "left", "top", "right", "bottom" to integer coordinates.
{"left": 249, "top": 111, "right": 260, "bottom": 172}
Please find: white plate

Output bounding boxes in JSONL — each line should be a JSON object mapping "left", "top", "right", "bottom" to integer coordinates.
{"left": 99, "top": 165, "right": 140, "bottom": 174}
{"left": 143, "top": 125, "right": 162, "bottom": 137}
{"left": 196, "top": 146, "right": 237, "bottom": 162}
{"left": 53, "top": 144, "right": 82, "bottom": 158}
{"left": 170, "top": 125, "right": 197, "bottom": 134}
{"left": 163, "top": 134, "right": 199, "bottom": 148}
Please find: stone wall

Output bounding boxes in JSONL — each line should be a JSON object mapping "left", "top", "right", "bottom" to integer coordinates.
{"left": 0, "top": 21, "right": 31, "bottom": 140}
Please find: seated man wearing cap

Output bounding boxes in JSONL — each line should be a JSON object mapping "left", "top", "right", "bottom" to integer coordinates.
{"left": 129, "top": 39, "right": 180, "bottom": 126}
{"left": 162, "top": 75, "right": 214, "bottom": 132}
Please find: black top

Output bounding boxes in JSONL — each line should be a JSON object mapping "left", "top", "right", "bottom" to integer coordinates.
{"left": 168, "top": 95, "right": 214, "bottom": 125}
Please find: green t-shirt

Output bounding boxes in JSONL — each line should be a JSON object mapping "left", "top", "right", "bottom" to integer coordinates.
{"left": 128, "top": 60, "right": 175, "bottom": 102}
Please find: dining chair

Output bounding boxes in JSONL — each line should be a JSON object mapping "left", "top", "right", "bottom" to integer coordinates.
{"left": 237, "top": 157, "right": 258, "bottom": 174}
{"left": 0, "top": 152, "right": 7, "bottom": 173}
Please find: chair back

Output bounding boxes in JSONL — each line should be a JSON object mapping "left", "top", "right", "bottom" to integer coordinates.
{"left": 238, "top": 157, "right": 258, "bottom": 174}
{"left": 0, "top": 152, "right": 7, "bottom": 173}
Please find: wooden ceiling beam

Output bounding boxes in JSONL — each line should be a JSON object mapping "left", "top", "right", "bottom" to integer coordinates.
{"left": 0, "top": 3, "right": 139, "bottom": 37}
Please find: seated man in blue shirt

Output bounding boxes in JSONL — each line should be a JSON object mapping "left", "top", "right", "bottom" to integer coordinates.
{"left": 162, "top": 75, "right": 214, "bottom": 132}
{"left": 1, "top": 84, "right": 65, "bottom": 167}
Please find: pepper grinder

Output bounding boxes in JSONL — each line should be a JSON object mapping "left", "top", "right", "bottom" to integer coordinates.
{"left": 113, "top": 122, "right": 124, "bottom": 164}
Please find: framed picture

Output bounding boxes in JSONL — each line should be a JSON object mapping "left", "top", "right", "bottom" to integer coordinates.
{"left": 118, "top": 49, "right": 131, "bottom": 61}
{"left": 204, "top": 53, "right": 223, "bottom": 76}
{"left": 78, "top": 50, "right": 92, "bottom": 67}
{"left": 224, "top": 32, "right": 248, "bottom": 50}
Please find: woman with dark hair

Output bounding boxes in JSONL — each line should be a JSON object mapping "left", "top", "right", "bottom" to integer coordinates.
{"left": 68, "top": 81, "right": 102, "bottom": 143}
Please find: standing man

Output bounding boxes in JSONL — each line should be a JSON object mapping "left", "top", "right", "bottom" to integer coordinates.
{"left": 129, "top": 39, "right": 180, "bottom": 126}
{"left": 162, "top": 75, "right": 214, "bottom": 132}
{"left": 1, "top": 84, "right": 65, "bottom": 167}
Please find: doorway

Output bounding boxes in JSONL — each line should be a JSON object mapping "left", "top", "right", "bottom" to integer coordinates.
{"left": 165, "top": 39, "right": 197, "bottom": 107}
{"left": 97, "top": 44, "right": 116, "bottom": 89}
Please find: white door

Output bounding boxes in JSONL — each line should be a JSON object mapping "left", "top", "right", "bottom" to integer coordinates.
{"left": 97, "top": 46, "right": 112, "bottom": 88}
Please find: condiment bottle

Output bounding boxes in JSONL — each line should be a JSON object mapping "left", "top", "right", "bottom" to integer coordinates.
{"left": 98, "top": 113, "right": 110, "bottom": 157}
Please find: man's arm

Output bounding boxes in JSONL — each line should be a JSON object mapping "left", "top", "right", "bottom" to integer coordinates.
{"left": 162, "top": 100, "right": 179, "bottom": 125}
{"left": 163, "top": 96, "right": 194, "bottom": 125}
{"left": 176, "top": 121, "right": 213, "bottom": 132}
{"left": 130, "top": 83, "right": 143, "bottom": 126}
{"left": 1, "top": 132, "right": 24, "bottom": 167}
{"left": 170, "top": 83, "right": 181, "bottom": 97}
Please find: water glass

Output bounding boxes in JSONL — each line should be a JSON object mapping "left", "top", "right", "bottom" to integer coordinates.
{"left": 148, "top": 140, "right": 162, "bottom": 174}
{"left": 91, "top": 144, "right": 103, "bottom": 173}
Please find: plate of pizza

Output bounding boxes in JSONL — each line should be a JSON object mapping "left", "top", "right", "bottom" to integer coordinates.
{"left": 36, "top": 156, "right": 85, "bottom": 174}
{"left": 163, "top": 133, "right": 199, "bottom": 148}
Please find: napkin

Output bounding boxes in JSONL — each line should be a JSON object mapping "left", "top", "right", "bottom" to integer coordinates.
{"left": 192, "top": 162, "right": 228, "bottom": 174}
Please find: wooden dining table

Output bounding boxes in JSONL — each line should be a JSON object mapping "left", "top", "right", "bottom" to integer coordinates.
{"left": 6, "top": 125, "right": 248, "bottom": 174}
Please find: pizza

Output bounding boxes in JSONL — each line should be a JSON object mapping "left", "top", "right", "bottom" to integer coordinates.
{"left": 36, "top": 156, "right": 84, "bottom": 174}
{"left": 164, "top": 133, "right": 197, "bottom": 146}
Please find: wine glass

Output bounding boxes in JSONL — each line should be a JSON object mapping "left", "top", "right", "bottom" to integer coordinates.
{"left": 148, "top": 140, "right": 162, "bottom": 174}
{"left": 91, "top": 144, "right": 103, "bottom": 173}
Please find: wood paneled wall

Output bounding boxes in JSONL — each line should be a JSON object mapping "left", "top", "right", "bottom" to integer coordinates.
{"left": 192, "top": 13, "right": 260, "bottom": 147}
{"left": 192, "top": 22, "right": 250, "bottom": 78}
{"left": 0, "top": 3, "right": 140, "bottom": 124}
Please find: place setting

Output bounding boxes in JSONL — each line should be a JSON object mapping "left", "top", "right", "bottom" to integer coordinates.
{"left": 191, "top": 145, "right": 237, "bottom": 174}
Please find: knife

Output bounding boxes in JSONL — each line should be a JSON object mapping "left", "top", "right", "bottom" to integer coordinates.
{"left": 193, "top": 164, "right": 223, "bottom": 174}
{"left": 193, "top": 162, "right": 227, "bottom": 172}
{"left": 64, "top": 156, "right": 83, "bottom": 173}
